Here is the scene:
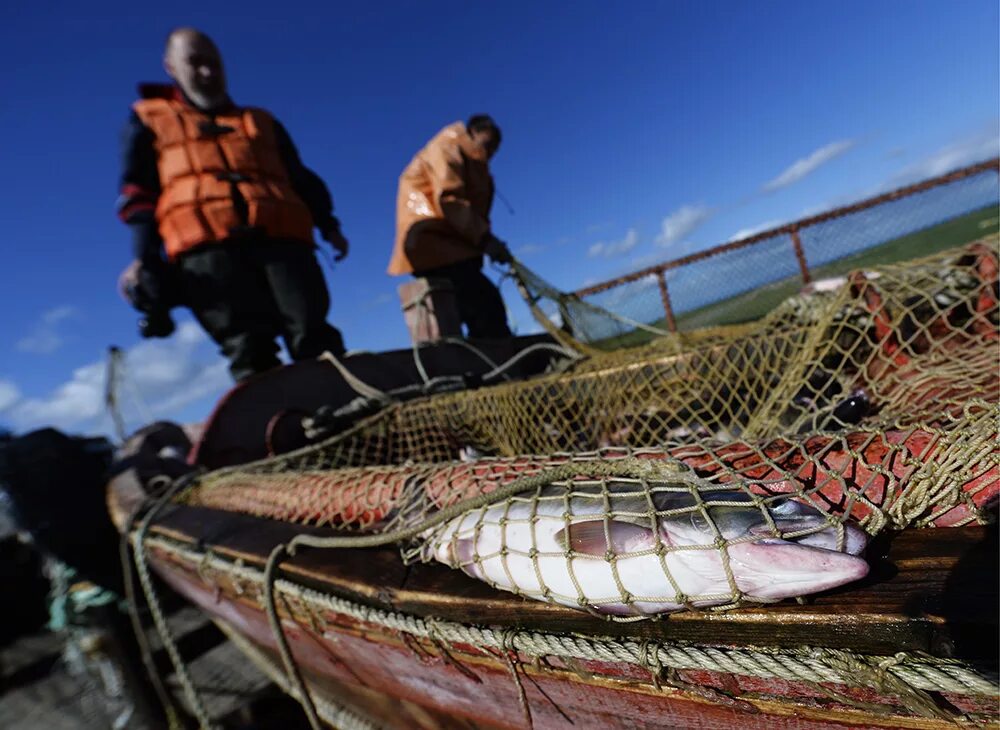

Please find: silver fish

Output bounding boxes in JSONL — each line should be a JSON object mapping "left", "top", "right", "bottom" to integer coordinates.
{"left": 424, "top": 482, "right": 869, "bottom": 616}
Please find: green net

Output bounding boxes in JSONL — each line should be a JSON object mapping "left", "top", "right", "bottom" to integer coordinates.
{"left": 178, "top": 239, "right": 999, "bottom": 618}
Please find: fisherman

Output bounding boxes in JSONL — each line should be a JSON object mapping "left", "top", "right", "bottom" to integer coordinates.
{"left": 117, "top": 28, "right": 350, "bottom": 381}
{"left": 389, "top": 116, "right": 514, "bottom": 339}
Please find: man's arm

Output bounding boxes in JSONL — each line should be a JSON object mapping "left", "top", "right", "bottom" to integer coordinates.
{"left": 425, "top": 141, "right": 490, "bottom": 248}
{"left": 116, "top": 112, "right": 163, "bottom": 265}
{"left": 273, "top": 119, "right": 348, "bottom": 259}
{"left": 273, "top": 119, "right": 337, "bottom": 230}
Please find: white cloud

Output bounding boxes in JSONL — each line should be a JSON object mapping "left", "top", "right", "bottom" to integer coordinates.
{"left": 593, "top": 273, "right": 660, "bottom": 313}
{"left": 729, "top": 219, "right": 783, "bottom": 242}
{"left": 5, "top": 321, "right": 230, "bottom": 435}
{"left": 149, "top": 360, "right": 231, "bottom": 415}
{"left": 361, "top": 292, "right": 395, "bottom": 311}
{"left": 16, "top": 305, "right": 80, "bottom": 355}
{"left": 763, "top": 139, "right": 856, "bottom": 192}
{"left": 587, "top": 228, "right": 640, "bottom": 259}
{"left": 629, "top": 252, "right": 667, "bottom": 270}
{"left": 782, "top": 126, "right": 998, "bottom": 221}
{"left": 515, "top": 243, "right": 546, "bottom": 258}
{"left": 0, "top": 380, "right": 21, "bottom": 412}
{"left": 43, "top": 305, "right": 76, "bottom": 323}
{"left": 888, "top": 127, "right": 999, "bottom": 187}
{"left": 655, "top": 205, "right": 712, "bottom": 248}
{"left": 7, "top": 361, "right": 107, "bottom": 427}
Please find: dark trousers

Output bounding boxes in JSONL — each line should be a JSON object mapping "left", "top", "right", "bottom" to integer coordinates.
{"left": 178, "top": 240, "right": 345, "bottom": 381}
{"left": 414, "top": 256, "right": 512, "bottom": 339}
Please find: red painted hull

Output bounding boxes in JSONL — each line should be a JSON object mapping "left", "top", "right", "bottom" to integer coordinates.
{"left": 144, "top": 539, "right": 995, "bottom": 730}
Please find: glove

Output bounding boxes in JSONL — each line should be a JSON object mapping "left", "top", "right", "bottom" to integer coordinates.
{"left": 117, "top": 259, "right": 143, "bottom": 303}
{"left": 482, "top": 233, "right": 512, "bottom": 265}
{"left": 320, "top": 218, "right": 349, "bottom": 261}
{"left": 117, "top": 259, "right": 177, "bottom": 339}
{"left": 138, "top": 311, "right": 176, "bottom": 339}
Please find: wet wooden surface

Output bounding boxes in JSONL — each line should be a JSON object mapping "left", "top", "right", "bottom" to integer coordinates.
{"left": 143, "top": 499, "right": 998, "bottom": 661}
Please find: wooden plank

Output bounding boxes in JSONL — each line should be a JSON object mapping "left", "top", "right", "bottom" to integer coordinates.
{"left": 138, "top": 500, "right": 998, "bottom": 661}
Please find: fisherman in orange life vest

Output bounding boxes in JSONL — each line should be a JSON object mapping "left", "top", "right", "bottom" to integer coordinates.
{"left": 389, "top": 117, "right": 514, "bottom": 339}
{"left": 117, "top": 28, "right": 350, "bottom": 381}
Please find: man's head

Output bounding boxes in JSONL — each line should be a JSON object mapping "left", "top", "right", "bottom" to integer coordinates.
{"left": 164, "top": 28, "right": 228, "bottom": 111}
{"left": 467, "top": 115, "right": 501, "bottom": 159}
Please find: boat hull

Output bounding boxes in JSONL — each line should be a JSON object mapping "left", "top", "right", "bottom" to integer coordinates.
{"left": 141, "top": 534, "right": 996, "bottom": 730}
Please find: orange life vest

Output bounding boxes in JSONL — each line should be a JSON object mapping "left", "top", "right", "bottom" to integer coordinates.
{"left": 133, "top": 97, "right": 314, "bottom": 259}
{"left": 388, "top": 122, "right": 494, "bottom": 276}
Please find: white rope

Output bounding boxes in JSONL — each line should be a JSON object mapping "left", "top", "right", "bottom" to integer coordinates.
{"left": 482, "top": 342, "right": 584, "bottom": 381}
{"left": 143, "top": 536, "right": 999, "bottom": 698}
{"left": 132, "top": 481, "right": 217, "bottom": 729}
{"left": 317, "top": 351, "right": 389, "bottom": 403}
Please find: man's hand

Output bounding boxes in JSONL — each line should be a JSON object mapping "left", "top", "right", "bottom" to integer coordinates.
{"left": 117, "top": 259, "right": 176, "bottom": 338}
{"left": 483, "top": 233, "right": 512, "bottom": 265}
{"left": 320, "top": 219, "right": 350, "bottom": 261}
{"left": 118, "top": 259, "right": 143, "bottom": 303}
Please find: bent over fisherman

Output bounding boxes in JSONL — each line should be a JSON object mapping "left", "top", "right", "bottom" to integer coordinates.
{"left": 389, "top": 116, "right": 514, "bottom": 339}
{"left": 117, "top": 27, "right": 350, "bottom": 381}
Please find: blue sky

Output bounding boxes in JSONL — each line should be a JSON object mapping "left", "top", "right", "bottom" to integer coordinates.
{"left": 0, "top": 0, "right": 997, "bottom": 436}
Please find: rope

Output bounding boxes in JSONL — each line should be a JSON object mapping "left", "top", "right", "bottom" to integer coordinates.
{"left": 498, "top": 629, "right": 533, "bottom": 729}
{"left": 439, "top": 336, "right": 503, "bottom": 371}
{"left": 263, "top": 544, "right": 323, "bottom": 730}
{"left": 411, "top": 340, "right": 432, "bottom": 386}
{"left": 481, "top": 342, "right": 584, "bottom": 381}
{"left": 131, "top": 474, "right": 216, "bottom": 729}
{"left": 119, "top": 483, "right": 187, "bottom": 730}
{"left": 143, "top": 537, "right": 1000, "bottom": 701}
{"left": 318, "top": 350, "right": 390, "bottom": 404}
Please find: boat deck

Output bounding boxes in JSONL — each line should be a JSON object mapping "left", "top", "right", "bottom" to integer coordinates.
{"left": 145, "top": 500, "right": 998, "bottom": 663}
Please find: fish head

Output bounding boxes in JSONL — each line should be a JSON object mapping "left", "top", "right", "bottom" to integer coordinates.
{"left": 659, "top": 490, "right": 870, "bottom": 600}
{"left": 662, "top": 490, "right": 867, "bottom": 554}
{"left": 724, "top": 537, "right": 869, "bottom": 600}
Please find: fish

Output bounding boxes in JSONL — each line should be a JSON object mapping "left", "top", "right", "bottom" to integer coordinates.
{"left": 424, "top": 482, "right": 869, "bottom": 616}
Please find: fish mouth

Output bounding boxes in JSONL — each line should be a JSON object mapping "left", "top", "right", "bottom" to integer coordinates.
{"left": 726, "top": 539, "right": 870, "bottom": 599}
{"left": 750, "top": 517, "right": 868, "bottom": 556}
{"left": 731, "top": 515, "right": 871, "bottom": 598}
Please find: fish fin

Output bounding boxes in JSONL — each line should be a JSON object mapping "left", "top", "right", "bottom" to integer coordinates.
{"left": 452, "top": 537, "right": 482, "bottom": 580}
{"left": 556, "top": 520, "right": 656, "bottom": 556}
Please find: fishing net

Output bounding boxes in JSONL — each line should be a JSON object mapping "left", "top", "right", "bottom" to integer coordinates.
{"left": 178, "top": 239, "right": 999, "bottom": 617}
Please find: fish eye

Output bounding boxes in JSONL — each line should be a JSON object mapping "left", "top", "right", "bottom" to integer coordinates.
{"left": 769, "top": 499, "right": 800, "bottom": 516}
{"left": 689, "top": 510, "right": 711, "bottom": 532}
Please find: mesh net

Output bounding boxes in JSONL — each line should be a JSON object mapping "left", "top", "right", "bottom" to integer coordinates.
{"left": 179, "top": 239, "right": 1000, "bottom": 618}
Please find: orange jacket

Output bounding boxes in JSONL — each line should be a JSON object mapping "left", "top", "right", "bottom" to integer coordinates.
{"left": 133, "top": 97, "right": 314, "bottom": 259}
{"left": 388, "top": 122, "right": 494, "bottom": 275}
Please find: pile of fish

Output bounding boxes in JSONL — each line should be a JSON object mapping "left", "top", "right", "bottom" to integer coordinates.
{"left": 424, "top": 482, "right": 869, "bottom": 616}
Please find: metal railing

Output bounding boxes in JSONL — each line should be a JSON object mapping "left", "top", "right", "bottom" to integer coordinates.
{"left": 574, "top": 158, "right": 1000, "bottom": 332}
